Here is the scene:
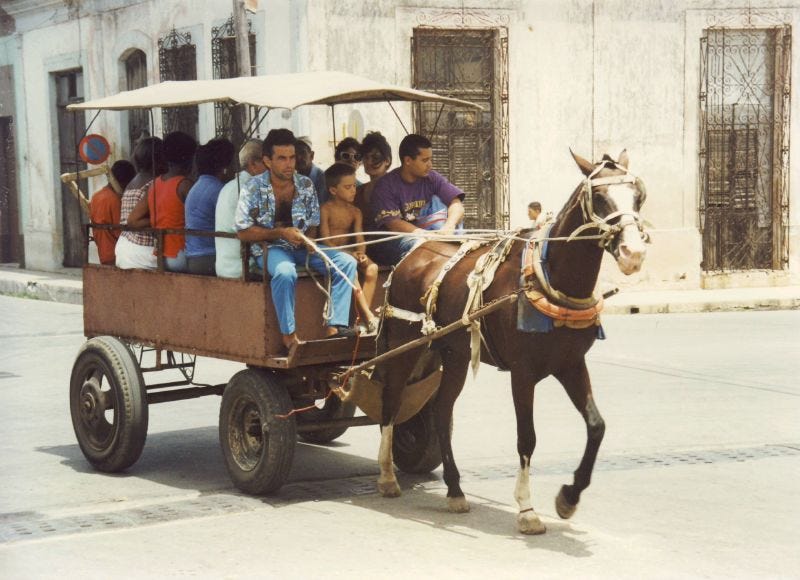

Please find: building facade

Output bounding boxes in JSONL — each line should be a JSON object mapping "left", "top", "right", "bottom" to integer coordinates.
{"left": 0, "top": 0, "right": 797, "bottom": 290}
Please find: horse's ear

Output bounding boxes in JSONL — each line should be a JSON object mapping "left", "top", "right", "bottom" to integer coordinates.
{"left": 570, "top": 149, "right": 594, "bottom": 176}
{"left": 617, "top": 149, "right": 629, "bottom": 169}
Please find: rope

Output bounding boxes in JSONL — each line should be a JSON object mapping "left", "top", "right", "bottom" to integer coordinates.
{"left": 275, "top": 313, "right": 365, "bottom": 420}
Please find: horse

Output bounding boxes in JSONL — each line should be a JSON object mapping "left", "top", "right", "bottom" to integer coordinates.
{"left": 372, "top": 150, "right": 647, "bottom": 534}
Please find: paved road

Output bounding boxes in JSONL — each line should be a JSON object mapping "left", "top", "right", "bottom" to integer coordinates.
{"left": 0, "top": 295, "right": 798, "bottom": 578}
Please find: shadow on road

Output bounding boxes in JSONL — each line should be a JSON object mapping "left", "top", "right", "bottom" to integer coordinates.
{"left": 37, "top": 428, "right": 591, "bottom": 555}
{"left": 345, "top": 486, "right": 593, "bottom": 557}
{"left": 37, "top": 425, "right": 381, "bottom": 493}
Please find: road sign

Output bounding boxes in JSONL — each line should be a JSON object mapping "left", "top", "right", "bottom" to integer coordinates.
{"left": 78, "top": 134, "right": 111, "bottom": 165}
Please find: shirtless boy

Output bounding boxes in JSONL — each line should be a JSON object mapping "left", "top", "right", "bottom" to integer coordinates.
{"left": 320, "top": 163, "right": 379, "bottom": 333}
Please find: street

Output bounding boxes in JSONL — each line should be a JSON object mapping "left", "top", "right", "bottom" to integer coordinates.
{"left": 0, "top": 294, "right": 798, "bottom": 578}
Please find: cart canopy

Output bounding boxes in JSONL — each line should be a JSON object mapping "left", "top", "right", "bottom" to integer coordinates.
{"left": 68, "top": 71, "right": 481, "bottom": 111}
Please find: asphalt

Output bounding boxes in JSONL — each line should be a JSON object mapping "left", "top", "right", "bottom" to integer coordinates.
{"left": 1, "top": 263, "right": 799, "bottom": 314}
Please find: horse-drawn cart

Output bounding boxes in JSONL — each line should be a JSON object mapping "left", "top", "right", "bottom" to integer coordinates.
{"left": 67, "top": 72, "right": 481, "bottom": 494}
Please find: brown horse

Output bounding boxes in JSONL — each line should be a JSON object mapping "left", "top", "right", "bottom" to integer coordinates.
{"left": 373, "top": 151, "right": 647, "bottom": 534}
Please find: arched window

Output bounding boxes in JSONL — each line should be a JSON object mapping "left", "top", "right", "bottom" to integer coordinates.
{"left": 125, "top": 49, "right": 148, "bottom": 154}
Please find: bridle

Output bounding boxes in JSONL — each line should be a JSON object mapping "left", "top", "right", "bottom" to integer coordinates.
{"left": 567, "top": 160, "right": 649, "bottom": 251}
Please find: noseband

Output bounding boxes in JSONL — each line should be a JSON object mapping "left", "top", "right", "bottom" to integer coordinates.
{"left": 568, "top": 161, "right": 648, "bottom": 250}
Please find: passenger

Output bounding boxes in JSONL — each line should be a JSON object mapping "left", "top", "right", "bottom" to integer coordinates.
{"left": 184, "top": 138, "right": 236, "bottom": 276}
{"left": 127, "top": 131, "right": 197, "bottom": 272}
{"left": 90, "top": 160, "right": 135, "bottom": 265}
{"left": 294, "top": 136, "right": 328, "bottom": 206}
{"left": 320, "top": 163, "right": 379, "bottom": 334}
{"left": 368, "top": 133, "right": 465, "bottom": 266}
{"left": 354, "top": 131, "right": 392, "bottom": 228}
{"left": 215, "top": 139, "right": 267, "bottom": 279}
{"left": 235, "top": 129, "right": 358, "bottom": 351}
{"left": 116, "top": 137, "right": 164, "bottom": 270}
{"left": 334, "top": 137, "right": 363, "bottom": 186}
{"left": 527, "top": 201, "right": 543, "bottom": 229}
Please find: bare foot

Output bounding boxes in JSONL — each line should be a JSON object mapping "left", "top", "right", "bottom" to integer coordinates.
{"left": 282, "top": 333, "right": 301, "bottom": 350}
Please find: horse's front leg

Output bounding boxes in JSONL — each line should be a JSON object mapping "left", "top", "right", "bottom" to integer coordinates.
{"left": 377, "top": 424, "right": 400, "bottom": 497}
{"left": 435, "top": 345, "right": 471, "bottom": 513}
{"left": 553, "top": 359, "right": 605, "bottom": 519}
{"left": 511, "top": 370, "right": 546, "bottom": 534}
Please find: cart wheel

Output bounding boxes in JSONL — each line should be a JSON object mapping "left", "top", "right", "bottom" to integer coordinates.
{"left": 219, "top": 369, "right": 296, "bottom": 495}
{"left": 69, "top": 336, "right": 148, "bottom": 472}
{"left": 297, "top": 395, "right": 356, "bottom": 445}
{"left": 392, "top": 400, "right": 444, "bottom": 474}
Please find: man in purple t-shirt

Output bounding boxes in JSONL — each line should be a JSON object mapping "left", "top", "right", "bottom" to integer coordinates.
{"left": 368, "top": 134, "right": 465, "bottom": 265}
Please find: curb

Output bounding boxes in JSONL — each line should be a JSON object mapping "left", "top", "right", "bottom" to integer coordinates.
{"left": 604, "top": 288, "right": 800, "bottom": 315}
{"left": 0, "top": 270, "right": 83, "bottom": 305}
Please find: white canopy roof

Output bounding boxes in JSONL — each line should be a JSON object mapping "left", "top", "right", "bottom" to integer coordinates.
{"left": 68, "top": 71, "right": 481, "bottom": 111}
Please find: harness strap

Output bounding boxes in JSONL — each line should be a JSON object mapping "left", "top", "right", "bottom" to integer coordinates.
{"left": 382, "top": 305, "right": 429, "bottom": 324}
{"left": 524, "top": 227, "right": 600, "bottom": 311}
{"left": 463, "top": 233, "right": 519, "bottom": 376}
{"left": 383, "top": 239, "right": 488, "bottom": 336}
{"left": 524, "top": 288, "right": 603, "bottom": 328}
{"left": 420, "top": 239, "right": 487, "bottom": 319}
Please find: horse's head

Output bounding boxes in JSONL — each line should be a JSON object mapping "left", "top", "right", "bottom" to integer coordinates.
{"left": 570, "top": 150, "right": 648, "bottom": 275}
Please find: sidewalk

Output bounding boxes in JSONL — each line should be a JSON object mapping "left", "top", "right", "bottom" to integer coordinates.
{"left": 1, "top": 264, "right": 799, "bottom": 313}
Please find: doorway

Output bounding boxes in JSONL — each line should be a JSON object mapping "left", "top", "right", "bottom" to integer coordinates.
{"left": 0, "top": 116, "right": 20, "bottom": 263}
{"left": 55, "top": 69, "right": 86, "bottom": 267}
{"left": 698, "top": 26, "right": 791, "bottom": 270}
{"left": 412, "top": 27, "right": 509, "bottom": 229}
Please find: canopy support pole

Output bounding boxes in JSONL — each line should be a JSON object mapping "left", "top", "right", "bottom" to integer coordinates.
{"left": 330, "top": 104, "right": 337, "bottom": 147}
{"left": 430, "top": 103, "right": 446, "bottom": 139}
{"left": 244, "top": 106, "right": 270, "bottom": 140}
{"left": 82, "top": 110, "right": 102, "bottom": 140}
{"left": 386, "top": 99, "right": 409, "bottom": 135}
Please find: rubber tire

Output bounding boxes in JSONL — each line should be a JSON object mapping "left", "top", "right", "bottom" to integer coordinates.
{"left": 219, "top": 369, "right": 296, "bottom": 495}
{"left": 297, "top": 396, "right": 357, "bottom": 444}
{"left": 69, "top": 336, "right": 148, "bottom": 472}
{"left": 392, "top": 400, "right": 444, "bottom": 474}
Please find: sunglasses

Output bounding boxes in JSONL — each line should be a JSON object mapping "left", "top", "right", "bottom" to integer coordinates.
{"left": 338, "top": 152, "right": 363, "bottom": 162}
{"left": 364, "top": 152, "right": 386, "bottom": 163}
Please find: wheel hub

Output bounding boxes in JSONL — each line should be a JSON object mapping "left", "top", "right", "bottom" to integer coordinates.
{"left": 79, "top": 379, "right": 105, "bottom": 424}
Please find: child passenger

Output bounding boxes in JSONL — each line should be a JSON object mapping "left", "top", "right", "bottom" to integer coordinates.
{"left": 320, "top": 163, "right": 379, "bottom": 334}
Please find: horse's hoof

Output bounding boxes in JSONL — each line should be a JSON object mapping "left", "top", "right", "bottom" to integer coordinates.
{"left": 447, "top": 496, "right": 470, "bottom": 513}
{"left": 517, "top": 511, "right": 546, "bottom": 535}
{"left": 378, "top": 479, "right": 402, "bottom": 498}
{"left": 555, "top": 485, "right": 578, "bottom": 519}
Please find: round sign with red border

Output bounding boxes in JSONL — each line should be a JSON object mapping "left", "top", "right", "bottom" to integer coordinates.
{"left": 78, "top": 134, "right": 111, "bottom": 165}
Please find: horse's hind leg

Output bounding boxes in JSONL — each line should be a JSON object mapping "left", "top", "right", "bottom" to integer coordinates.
{"left": 511, "top": 370, "right": 546, "bottom": 535}
{"left": 553, "top": 359, "right": 605, "bottom": 519}
{"left": 375, "top": 348, "right": 422, "bottom": 498}
{"left": 435, "top": 345, "right": 471, "bottom": 513}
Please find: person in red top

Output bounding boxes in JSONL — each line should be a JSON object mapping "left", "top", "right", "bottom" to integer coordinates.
{"left": 89, "top": 160, "right": 135, "bottom": 265}
{"left": 128, "top": 131, "right": 197, "bottom": 272}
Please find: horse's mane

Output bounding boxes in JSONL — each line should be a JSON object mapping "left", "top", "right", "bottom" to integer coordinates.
{"left": 553, "top": 182, "right": 585, "bottom": 224}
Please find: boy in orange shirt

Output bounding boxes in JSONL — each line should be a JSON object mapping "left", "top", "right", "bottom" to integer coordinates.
{"left": 89, "top": 160, "right": 135, "bottom": 265}
{"left": 320, "top": 163, "right": 379, "bottom": 333}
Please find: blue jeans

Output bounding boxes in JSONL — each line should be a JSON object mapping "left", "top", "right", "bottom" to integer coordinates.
{"left": 256, "top": 245, "right": 357, "bottom": 335}
{"left": 368, "top": 235, "right": 419, "bottom": 267}
{"left": 165, "top": 249, "right": 187, "bottom": 272}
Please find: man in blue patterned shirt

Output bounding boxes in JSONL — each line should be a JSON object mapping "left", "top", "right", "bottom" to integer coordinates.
{"left": 235, "top": 129, "right": 357, "bottom": 350}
